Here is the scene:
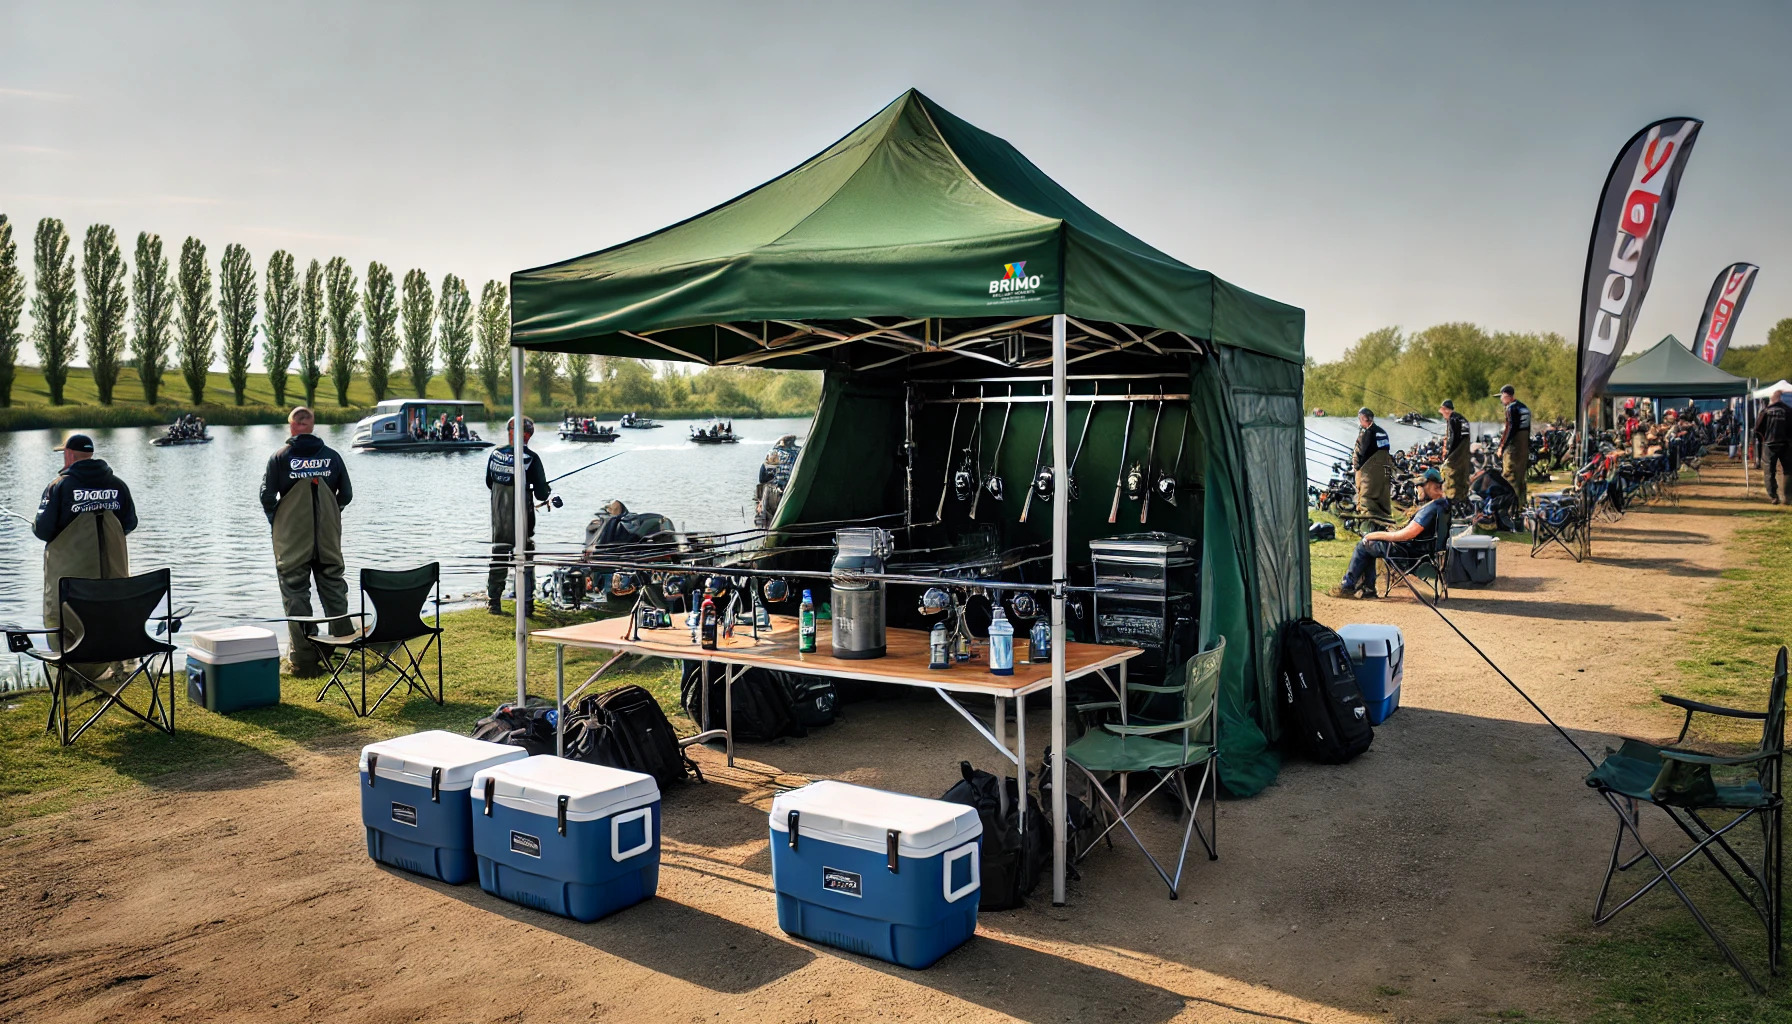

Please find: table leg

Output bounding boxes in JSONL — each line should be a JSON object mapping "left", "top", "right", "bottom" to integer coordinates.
{"left": 725, "top": 663, "right": 736, "bottom": 768}
{"left": 555, "top": 645, "right": 566, "bottom": 757}
{"left": 1017, "top": 690, "right": 1028, "bottom": 836}
{"left": 701, "top": 660, "right": 711, "bottom": 732}
{"left": 1119, "top": 660, "right": 1128, "bottom": 809}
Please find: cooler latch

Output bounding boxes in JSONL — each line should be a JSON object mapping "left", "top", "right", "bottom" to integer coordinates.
{"left": 483, "top": 777, "right": 494, "bottom": 816}
{"left": 786, "top": 810, "right": 800, "bottom": 850}
{"left": 557, "top": 795, "right": 569, "bottom": 836}
{"left": 366, "top": 754, "right": 377, "bottom": 786}
{"left": 886, "top": 829, "right": 901, "bottom": 873}
{"left": 430, "top": 767, "right": 442, "bottom": 803}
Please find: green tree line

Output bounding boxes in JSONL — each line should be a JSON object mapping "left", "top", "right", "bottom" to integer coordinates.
{"left": 0, "top": 213, "right": 819, "bottom": 417}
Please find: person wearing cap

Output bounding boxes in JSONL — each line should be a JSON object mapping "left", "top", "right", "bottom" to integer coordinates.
{"left": 487, "top": 416, "right": 551, "bottom": 616}
{"left": 1328, "top": 467, "right": 1449, "bottom": 599}
{"left": 1755, "top": 389, "right": 1792, "bottom": 504}
{"left": 1438, "top": 399, "right": 1470, "bottom": 504}
{"left": 33, "top": 434, "right": 138, "bottom": 660}
{"left": 1352, "top": 407, "right": 1393, "bottom": 522}
{"left": 260, "top": 406, "right": 354, "bottom": 676}
{"left": 1497, "top": 385, "right": 1532, "bottom": 508}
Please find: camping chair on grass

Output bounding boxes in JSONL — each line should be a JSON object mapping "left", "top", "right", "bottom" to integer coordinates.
{"left": 2, "top": 570, "right": 181, "bottom": 746}
{"left": 286, "top": 563, "right": 444, "bottom": 717}
{"left": 1584, "top": 646, "right": 1786, "bottom": 992}
{"left": 1377, "top": 506, "right": 1451, "bottom": 600}
{"left": 1530, "top": 492, "right": 1587, "bottom": 562}
{"left": 1066, "top": 637, "right": 1224, "bottom": 900}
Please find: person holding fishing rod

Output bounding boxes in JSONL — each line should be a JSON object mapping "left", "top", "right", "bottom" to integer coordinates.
{"left": 1352, "top": 407, "right": 1394, "bottom": 523}
{"left": 487, "top": 416, "right": 552, "bottom": 617}
{"left": 1438, "top": 399, "right": 1471, "bottom": 504}
{"left": 261, "top": 407, "right": 354, "bottom": 677}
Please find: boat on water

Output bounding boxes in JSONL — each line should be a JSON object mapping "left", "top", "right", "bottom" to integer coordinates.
{"left": 689, "top": 420, "right": 739, "bottom": 445}
{"left": 1397, "top": 411, "right": 1435, "bottom": 426}
{"left": 352, "top": 399, "right": 492, "bottom": 452}
{"left": 151, "top": 435, "right": 212, "bottom": 447}
{"left": 619, "top": 412, "right": 662, "bottom": 429}
{"left": 754, "top": 434, "right": 802, "bottom": 528}
{"left": 152, "top": 414, "right": 211, "bottom": 446}
{"left": 560, "top": 415, "right": 619, "bottom": 442}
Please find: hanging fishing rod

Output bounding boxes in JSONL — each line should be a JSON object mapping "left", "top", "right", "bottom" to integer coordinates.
{"left": 0, "top": 505, "right": 30, "bottom": 526}
{"left": 1306, "top": 430, "right": 1355, "bottom": 456}
{"left": 544, "top": 450, "right": 630, "bottom": 486}
{"left": 1398, "top": 575, "right": 1596, "bottom": 769}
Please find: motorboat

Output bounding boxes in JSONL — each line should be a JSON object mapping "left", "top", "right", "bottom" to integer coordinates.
{"left": 619, "top": 412, "right": 662, "bottom": 429}
{"left": 352, "top": 399, "right": 492, "bottom": 451}
{"left": 754, "top": 434, "right": 802, "bottom": 527}
{"left": 152, "top": 415, "right": 211, "bottom": 446}
{"left": 560, "top": 415, "right": 619, "bottom": 442}
{"left": 689, "top": 421, "right": 740, "bottom": 444}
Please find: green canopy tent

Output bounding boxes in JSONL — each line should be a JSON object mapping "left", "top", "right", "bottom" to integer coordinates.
{"left": 1605, "top": 334, "right": 1752, "bottom": 399}
{"left": 507, "top": 89, "right": 1309, "bottom": 903}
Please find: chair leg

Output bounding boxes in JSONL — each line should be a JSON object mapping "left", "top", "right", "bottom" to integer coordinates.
{"left": 1074, "top": 761, "right": 1203, "bottom": 900}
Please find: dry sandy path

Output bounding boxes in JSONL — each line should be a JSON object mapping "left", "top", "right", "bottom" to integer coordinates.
{"left": 0, "top": 462, "right": 1767, "bottom": 1023}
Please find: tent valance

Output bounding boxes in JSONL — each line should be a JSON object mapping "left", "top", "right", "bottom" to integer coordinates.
{"left": 1605, "top": 335, "right": 1751, "bottom": 399}
{"left": 1751, "top": 379, "right": 1792, "bottom": 401}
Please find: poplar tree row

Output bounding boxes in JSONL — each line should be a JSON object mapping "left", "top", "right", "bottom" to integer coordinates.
{"left": 0, "top": 213, "right": 517, "bottom": 408}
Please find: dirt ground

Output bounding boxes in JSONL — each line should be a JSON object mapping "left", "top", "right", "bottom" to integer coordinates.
{"left": 0, "top": 461, "right": 1767, "bottom": 1024}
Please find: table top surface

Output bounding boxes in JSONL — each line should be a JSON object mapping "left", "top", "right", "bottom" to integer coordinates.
{"left": 531, "top": 614, "right": 1142, "bottom": 696}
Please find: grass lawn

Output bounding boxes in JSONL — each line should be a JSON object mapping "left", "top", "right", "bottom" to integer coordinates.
{"left": 0, "top": 604, "right": 682, "bottom": 830}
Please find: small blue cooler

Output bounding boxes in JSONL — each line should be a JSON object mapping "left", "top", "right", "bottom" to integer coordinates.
{"left": 770, "top": 781, "right": 983, "bottom": 969}
{"left": 359, "top": 731, "right": 528, "bottom": 884}
{"left": 1337, "top": 624, "right": 1404, "bottom": 725}
{"left": 471, "top": 755, "right": 661, "bottom": 922}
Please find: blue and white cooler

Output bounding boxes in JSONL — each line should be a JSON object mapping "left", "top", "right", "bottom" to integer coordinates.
{"left": 471, "top": 755, "right": 661, "bottom": 923}
{"left": 185, "top": 626, "right": 282, "bottom": 713}
{"left": 1337, "top": 624, "right": 1404, "bottom": 725}
{"left": 359, "top": 731, "right": 528, "bottom": 885}
{"left": 770, "top": 781, "right": 982, "bottom": 969}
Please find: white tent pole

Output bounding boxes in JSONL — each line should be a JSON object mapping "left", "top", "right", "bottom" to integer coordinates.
{"left": 1049, "top": 312, "right": 1069, "bottom": 906}
{"left": 513, "top": 345, "right": 528, "bottom": 705}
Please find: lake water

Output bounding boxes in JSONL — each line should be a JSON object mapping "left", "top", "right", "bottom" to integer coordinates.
{"left": 1303, "top": 415, "right": 1500, "bottom": 484}
{"left": 0, "top": 416, "right": 812, "bottom": 640}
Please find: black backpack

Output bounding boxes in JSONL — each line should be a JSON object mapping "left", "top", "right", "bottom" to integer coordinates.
{"left": 941, "top": 761, "right": 1049, "bottom": 911}
{"left": 679, "top": 661, "right": 806, "bottom": 743}
{"left": 779, "top": 674, "right": 839, "bottom": 729}
{"left": 470, "top": 696, "right": 558, "bottom": 755}
{"left": 1278, "top": 618, "right": 1374, "bottom": 763}
{"left": 566, "top": 684, "right": 701, "bottom": 787}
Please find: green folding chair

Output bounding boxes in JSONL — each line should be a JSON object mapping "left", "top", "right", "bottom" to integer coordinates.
{"left": 1584, "top": 646, "right": 1785, "bottom": 992}
{"left": 1066, "top": 636, "right": 1223, "bottom": 900}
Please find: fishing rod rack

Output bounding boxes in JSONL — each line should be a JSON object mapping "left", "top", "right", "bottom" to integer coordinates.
{"left": 908, "top": 372, "right": 1192, "bottom": 406}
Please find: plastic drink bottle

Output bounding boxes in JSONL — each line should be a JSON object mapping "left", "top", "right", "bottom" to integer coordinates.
{"left": 1029, "top": 618, "right": 1051, "bottom": 663}
{"left": 988, "top": 607, "right": 1014, "bottom": 676}
{"left": 700, "top": 595, "right": 718, "bottom": 650}
{"left": 929, "top": 622, "right": 949, "bottom": 669}
{"left": 798, "top": 590, "right": 816, "bottom": 653}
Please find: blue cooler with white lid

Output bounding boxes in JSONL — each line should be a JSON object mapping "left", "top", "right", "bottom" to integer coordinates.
{"left": 1337, "top": 624, "right": 1404, "bottom": 725}
{"left": 770, "top": 781, "right": 983, "bottom": 969}
{"left": 359, "top": 731, "right": 528, "bottom": 884}
{"left": 471, "top": 755, "right": 661, "bottom": 922}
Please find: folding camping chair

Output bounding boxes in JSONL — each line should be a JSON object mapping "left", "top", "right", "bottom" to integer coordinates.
{"left": 286, "top": 563, "right": 444, "bottom": 717}
{"left": 2, "top": 570, "right": 181, "bottom": 746}
{"left": 1583, "top": 646, "right": 1786, "bottom": 992}
{"left": 1377, "top": 506, "right": 1451, "bottom": 600}
{"left": 1530, "top": 491, "right": 1587, "bottom": 562}
{"left": 1066, "top": 637, "right": 1224, "bottom": 900}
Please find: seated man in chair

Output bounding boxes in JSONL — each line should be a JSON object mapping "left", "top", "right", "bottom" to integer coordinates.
{"left": 1328, "top": 468, "right": 1449, "bottom": 599}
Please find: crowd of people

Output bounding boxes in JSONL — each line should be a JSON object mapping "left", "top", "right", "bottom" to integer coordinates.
{"left": 165, "top": 413, "right": 207, "bottom": 442}
{"left": 563, "top": 416, "right": 614, "bottom": 436}
{"left": 411, "top": 411, "right": 476, "bottom": 443}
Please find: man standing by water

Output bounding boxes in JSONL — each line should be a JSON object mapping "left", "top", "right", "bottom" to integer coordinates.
{"left": 1438, "top": 399, "right": 1470, "bottom": 504}
{"left": 261, "top": 407, "right": 353, "bottom": 676}
{"left": 34, "top": 434, "right": 137, "bottom": 657}
{"left": 1498, "top": 385, "right": 1531, "bottom": 509}
{"left": 487, "top": 416, "right": 551, "bottom": 617}
{"left": 1755, "top": 390, "right": 1792, "bottom": 504}
{"left": 1352, "top": 407, "right": 1393, "bottom": 522}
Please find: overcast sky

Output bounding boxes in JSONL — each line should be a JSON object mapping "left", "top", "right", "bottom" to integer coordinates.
{"left": 3, "top": 0, "right": 1788, "bottom": 363}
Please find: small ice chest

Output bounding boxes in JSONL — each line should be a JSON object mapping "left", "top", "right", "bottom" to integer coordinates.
{"left": 185, "top": 626, "right": 281, "bottom": 713}
{"left": 360, "top": 731, "right": 528, "bottom": 884}
{"left": 1447, "top": 533, "right": 1498, "bottom": 585}
{"left": 471, "top": 755, "right": 661, "bottom": 922}
{"left": 1337, "top": 624, "right": 1404, "bottom": 725}
{"left": 770, "top": 781, "right": 983, "bottom": 969}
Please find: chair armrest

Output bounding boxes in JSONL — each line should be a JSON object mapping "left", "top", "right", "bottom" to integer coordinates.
{"left": 1660, "top": 694, "right": 1767, "bottom": 720}
{"left": 1657, "top": 747, "right": 1778, "bottom": 768}
{"left": 1074, "top": 701, "right": 1120, "bottom": 713}
{"left": 274, "top": 612, "right": 368, "bottom": 624}
{"left": 1106, "top": 716, "right": 1206, "bottom": 736}
{"left": 1124, "top": 682, "right": 1183, "bottom": 694}
{"left": 2, "top": 625, "right": 58, "bottom": 635}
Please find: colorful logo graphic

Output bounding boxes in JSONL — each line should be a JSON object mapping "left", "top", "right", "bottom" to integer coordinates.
{"left": 1003, "top": 262, "right": 1027, "bottom": 280}
{"left": 989, "top": 260, "right": 1043, "bottom": 300}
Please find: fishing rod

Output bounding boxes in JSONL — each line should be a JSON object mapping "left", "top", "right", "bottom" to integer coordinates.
{"left": 545, "top": 450, "right": 630, "bottom": 486}
{"left": 0, "top": 505, "right": 30, "bottom": 526}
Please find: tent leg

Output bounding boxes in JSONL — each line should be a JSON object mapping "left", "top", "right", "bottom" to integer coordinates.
{"left": 1050, "top": 312, "right": 1069, "bottom": 906}
{"left": 513, "top": 345, "right": 528, "bottom": 706}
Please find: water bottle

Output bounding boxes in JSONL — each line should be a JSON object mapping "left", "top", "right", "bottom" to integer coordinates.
{"left": 988, "top": 606, "right": 1014, "bottom": 676}
{"left": 1029, "top": 618, "right": 1051, "bottom": 663}
{"left": 798, "top": 589, "right": 817, "bottom": 653}
{"left": 700, "top": 595, "right": 718, "bottom": 650}
{"left": 929, "top": 622, "right": 949, "bottom": 669}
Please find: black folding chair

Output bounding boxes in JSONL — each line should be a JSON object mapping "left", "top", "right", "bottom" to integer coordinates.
{"left": 2, "top": 570, "right": 181, "bottom": 746}
{"left": 1529, "top": 491, "right": 1588, "bottom": 561}
{"left": 288, "top": 563, "right": 444, "bottom": 717}
{"left": 1584, "top": 647, "right": 1786, "bottom": 992}
{"left": 1377, "top": 507, "right": 1451, "bottom": 600}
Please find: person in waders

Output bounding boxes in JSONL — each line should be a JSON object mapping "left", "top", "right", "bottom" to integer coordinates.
{"left": 1498, "top": 384, "right": 1532, "bottom": 510}
{"left": 33, "top": 434, "right": 137, "bottom": 678}
{"left": 1352, "top": 407, "right": 1393, "bottom": 523}
{"left": 487, "top": 416, "right": 550, "bottom": 616}
{"left": 260, "top": 407, "right": 353, "bottom": 677}
{"left": 1439, "top": 398, "right": 1471, "bottom": 504}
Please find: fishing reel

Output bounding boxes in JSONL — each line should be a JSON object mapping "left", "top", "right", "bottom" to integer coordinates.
{"left": 762, "top": 578, "right": 791, "bottom": 604}
{"left": 984, "top": 472, "right": 1005, "bottom": 502}
{"left": 1124, "top": 462, "right": 1146, "bottom": 503}
{"left": 1033, "top": 468, "right": 1054, "bottom": 502}
{"left": 1156, "top": 471, "right": 1178, "bottom": 506}
{"left": 609, "top": 571, "right": 638, "bottom": 597}
{"left": 917, "top": 587, "right": 954, "bottom": 618}
{"left": 953, "top": 459, "right": 975, "bottom": 502}
{"left": 1003, "top": 590, "right": 1039, "bottom": 622}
